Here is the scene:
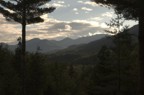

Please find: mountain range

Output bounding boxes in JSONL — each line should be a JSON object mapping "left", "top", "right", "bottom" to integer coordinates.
{"left": 52, "top": 25, "right": 138, "bottom": 54}
{"left": 45, "top": 25, "right": 138, "bottom": 64}
{"left": 9, "top": 34, "right": 107, "bottom": 53}
{"left": 7, "top": 24, "right": 138, "bottom": 55}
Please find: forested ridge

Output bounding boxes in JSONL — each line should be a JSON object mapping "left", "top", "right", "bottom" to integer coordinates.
{"left": 0, "top": 26, "right": 139, "bottom": 95}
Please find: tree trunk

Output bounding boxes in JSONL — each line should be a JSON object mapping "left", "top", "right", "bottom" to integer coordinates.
{"left": 22, "top": 0, "right": 26, "bottom": 56}
{"left": 21, "top": 0, "right": 26, "bottom": 95}
{"left": 22, "top": 19, "right": 26, "bottom": 57}
{"left": 139, "top": 7, "right": 144, "bottom": 95}
{"left": 21, "top": 21, "right": 26, "bottom": 95}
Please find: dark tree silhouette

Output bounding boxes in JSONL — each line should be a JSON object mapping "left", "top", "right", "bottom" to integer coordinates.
{"left": 0, "top": 0, "right": 55, "bottom": 95}
{"left": 91, "top": 0, "right": 142, "bottom": 94}
{"left": 0, "top": 0, "right": 55, "bottom": 56}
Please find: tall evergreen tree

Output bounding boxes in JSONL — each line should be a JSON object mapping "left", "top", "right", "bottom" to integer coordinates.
{"left": 112, "top": 30, "right": 138, "bottom": 95}
{"left": 0, "top": 1, "right": 55, "bottom": 95}
{"left": 88, "top": 46, "right": 117, "bottom": 95}
{"left": 0, "top": 0, "right": 55, "bottom": 56}
{"left": 91, "top": 0, "right": 142, "bottom": 94}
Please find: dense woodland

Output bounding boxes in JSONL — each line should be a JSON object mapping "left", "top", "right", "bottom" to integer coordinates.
{"left": 0, "top": 28, "right": 139, "bottom": 95}
{"left": 0, "top": 0, "right": 141, "bottom": 95}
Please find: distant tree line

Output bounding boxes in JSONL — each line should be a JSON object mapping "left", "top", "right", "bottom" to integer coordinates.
{"left": 0, "top": 29, "right": 139, "bottom": 95}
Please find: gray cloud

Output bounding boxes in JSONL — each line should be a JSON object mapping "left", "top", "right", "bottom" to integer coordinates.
{"left": 0, "top": 0, "right": 137, "bottom": 43}
{"left": 35, "top": 19, "right": 106, "bottom": 40}
{"left": 0, "top": 13, "right": 107, "bottom": 43}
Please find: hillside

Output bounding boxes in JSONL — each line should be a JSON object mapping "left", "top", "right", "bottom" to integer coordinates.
{"left": 46, "top": 25, "right": 138, "bottom": 64}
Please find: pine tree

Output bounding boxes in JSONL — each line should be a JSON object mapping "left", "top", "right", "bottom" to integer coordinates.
{"left": 0, "top": 0, "right": 55, "bottom": 56}
{"left": 91, "top": 0, "right": 143, "bottom": 94}
{"left": 0, "top": 1, "right": 55, "bottom": 95}
{"left": 88, "top": 46, "right": 117, "bottom": 95}
{"left": 112, "top": 29, "right": 137, "bottom": 95}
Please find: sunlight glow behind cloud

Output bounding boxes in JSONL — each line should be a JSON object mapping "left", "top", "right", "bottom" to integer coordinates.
{"left": 0, "top": 0, "right": 138, "bottom": 44}
{"left": 102, "top": 12, "right": 114, "bottom": 17}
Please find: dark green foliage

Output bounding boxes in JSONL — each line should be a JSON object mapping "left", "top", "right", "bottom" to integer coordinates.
{"left": 0, "top": 2, "right": 55, "bottom": 95}
{"left": 89, "top": 31, "right": 138, "bottom": 95}
{"left": 0, "top": 0, "right": 55, "bottom": 24}
{"left": 0, "top": 28, "right": 139, "bottom": 95}
{"left": 25, "top": 53, "right": 46, "bottom": 95}
{"left": 92, "top": 1, "right": 143, "bottom": 94}
{"left": 88, "top": 46, "right": 117, "bottom": 95}
{"left": 0, "top": 44, "right": 21, "bottom": 95}
{"left": 111, "top": 31, "right": 138, "bottom": 95}
{"left": 0, "top": 1, "right": 139, "bottom": 94}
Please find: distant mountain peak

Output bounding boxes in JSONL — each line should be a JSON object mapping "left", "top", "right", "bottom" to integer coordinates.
{"left": 28, "top": 38, "right": 41, "bottom": 42}
{"left": 31, "top": 38, "right": 40, "bottom": 40}
{"left": 61, "top": 37, "right": 72, "bottom": 41}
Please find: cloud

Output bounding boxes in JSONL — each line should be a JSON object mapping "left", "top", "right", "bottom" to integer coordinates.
{"left": 0, "top": 14, "right": 21, "bottom": 43}
{"left": 100, "top": 23, "right": 108, "bottom": 28}
{"left": 0, "top": 14, "right": 107, "bottom": 43}
{"left": 102, "top": 12, "right": 114, "bottom": 17}
{"left": 75, "top": 12, "right": 79, "bottom": 15}
{"left": 52, "top": 3, "right": 66, "bottom": 8}
{"left": 90, "top": 17, "right": 103, "bottom": 21}
{"left": 65, "top": 25, "right": 72, "bottom": 31}
{"left": 33, "top": 19, "right": 106, "bottom": 40}
{"left": 73, "top": 8, "right": 80, "bottom": 14}
{"left": 57, "top": 1, "right": 65, "bottom": 4}
{"left": 73, "top": 8, "right": 78, "bottom": 11}
{"left": 45, "top": 1, "right": 68, "bottom": 8}
{"left": 0, "top": 10, "right": 110, "bottom": 44}
{"left": 84, "top": 1, "right": 99, "bottom": 7}
{"left": 77, "top": 1, "right": 83, "bottom": 3}
{"left": 73, "top": 20, "right": 100, "bottom": 27}
{"left": 0, "top": 0, "right": 137, "bottom": 44}
{"left": 81, "top": 7, "right": 93, "bottom": 11}
{"left": 78, "top": 1, "right": 99, "bottom": 7}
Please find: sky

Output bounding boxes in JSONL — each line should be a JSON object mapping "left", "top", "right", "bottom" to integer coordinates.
{"left": 0, "top": 0, "right": 138, "bottom": 44}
